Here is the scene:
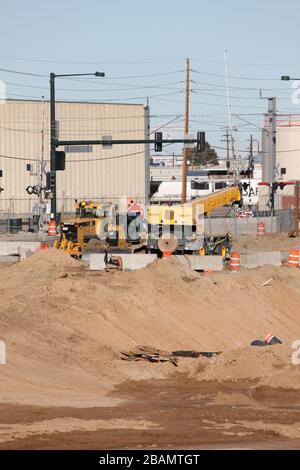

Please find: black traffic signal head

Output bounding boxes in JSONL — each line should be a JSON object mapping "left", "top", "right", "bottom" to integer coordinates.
{"left": 154, "top": 132, "right": 163, "bottom": 152}
{"left": 55, "top": 150, "right": 66, "bottom": 171}
{"left": 45, "top": 171, "right": 51, "bottom": 191}
{"left": 197, "top": 131, "right": 205, "bottom": 152}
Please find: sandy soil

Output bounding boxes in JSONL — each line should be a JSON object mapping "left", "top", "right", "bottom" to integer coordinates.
{"left": 0, "top": 247, "right": 300, "bottom": 449}
{"left": 232, "top": 233, "right": 300, "bottom": 253}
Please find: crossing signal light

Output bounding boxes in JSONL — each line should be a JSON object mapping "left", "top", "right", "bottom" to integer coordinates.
{"left": 197, "top": 131, "right": 205, "bottom": 152}
{"left": 154, "top": 132, "right": 163, "bottom": 152}
{"left": 55, "top": 150, "right": 65, "bottom": 171}
{"left": 45, "top": 171, "right": 51, "bottom": 191}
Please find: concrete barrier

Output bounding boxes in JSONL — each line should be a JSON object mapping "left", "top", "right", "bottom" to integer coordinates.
{"left": 90, "top": 253, "right": 157, "bottom": 271}
{"left": 89, "top": 253, "right": 224, "bottom": 272}
{"left": 175, "top": 255, "right": 224, "bottom": 271}
{"left": 0, "top": 241, "right": 40, "bottom": 256}
{"left": 205, "top": 216, "right": 282, "bottom": 236}
{"left": 240, "top": 251, "right": 282, "bottom": 269}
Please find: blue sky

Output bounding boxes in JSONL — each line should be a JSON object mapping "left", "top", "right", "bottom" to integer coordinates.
{"left": 1, "top": 0, "right": 300, "bottom": 159}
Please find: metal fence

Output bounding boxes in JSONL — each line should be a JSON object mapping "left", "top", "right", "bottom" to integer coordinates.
{"left": 0, "top": 194, "right": 295, "bottom": 236}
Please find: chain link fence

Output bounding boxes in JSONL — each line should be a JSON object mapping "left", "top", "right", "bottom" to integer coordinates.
{"left": 0, "top": 194, "right": 295, "bottom": 236}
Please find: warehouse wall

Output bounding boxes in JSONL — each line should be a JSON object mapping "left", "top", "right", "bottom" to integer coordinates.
{"left": 0, "top": 100, "right": 149, "bottom": 216}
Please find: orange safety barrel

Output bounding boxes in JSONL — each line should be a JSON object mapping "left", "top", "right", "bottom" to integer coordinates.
{"left": 40, "top": 242, "right": 49, "bottom": 250}
{"left": 163, "top": 250, "right": 172, "bottom": 257}
{"left": 230, "top": 251, "right": 240, "bottom": 271}
{"left": 288, "top": 249, "right": 299, "bottom": 267}
{"left": 48, "top": 219, "right": 57, "bottom": 236}
{"left": 257, "top": 222, "right": 265, "bottom": 236}
{"left": 264, "top": 334, "right": 275, "bottom": 344}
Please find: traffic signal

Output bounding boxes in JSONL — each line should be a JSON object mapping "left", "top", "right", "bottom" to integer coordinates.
{"left": 197, "top": 131, "right": 205, "bottom": 152}
{"left": 55, "top": 150, "right": 65, "bottom": 171}
{"left": 154, "top": 132, "right": 163, "bottom": 152}
{"left": 45, "top": 171, "right": 51, "bottom": 191}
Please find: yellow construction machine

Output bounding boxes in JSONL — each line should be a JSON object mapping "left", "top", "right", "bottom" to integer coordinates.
{"left": 147, "top": 186, "right": 242, "bottom": 258}
{"left": 54, "top": 200, "right": 110, "bottom": 259}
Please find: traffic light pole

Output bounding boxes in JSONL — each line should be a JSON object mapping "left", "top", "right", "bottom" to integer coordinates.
{"left": 56, "top": 138, "right": 203, "bottom": 146}
{"left": 50, "top": 72, "right": 57, "bottom": 219}
{"left": 49, "top": 71, "right": 105, "bottom": 222}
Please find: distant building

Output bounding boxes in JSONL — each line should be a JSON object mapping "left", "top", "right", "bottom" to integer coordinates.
{"left": 261, "top": 114, "right": 300, "bottom": 206}
{"left": 0, "top": 99, "right": 150, "bottom": 216}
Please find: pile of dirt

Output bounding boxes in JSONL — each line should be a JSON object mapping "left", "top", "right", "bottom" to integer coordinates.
{"left": 12, "top": 248, "right": 82, "bottom": 275}
{"left": 198, "top": 345, "right": 298, "bottom": 385}
{"left": 1, "top": 250, "right": 300, "bottom": 408}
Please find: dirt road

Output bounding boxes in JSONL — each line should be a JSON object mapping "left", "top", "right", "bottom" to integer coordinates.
{"left": 1, "top": 376, "right": 300, "bottom": 450}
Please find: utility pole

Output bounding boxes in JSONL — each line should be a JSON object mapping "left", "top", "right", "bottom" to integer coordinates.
{"left": 267, "top": 97, "right": 276, "bottom": 184}
{"left": 249, "top": 133, "right": 253, "bottom": 178}
{"left": 181, "top": 58, "right": 190, "bottom": 203}
{"left": 221, "top": 129, "right": 230, "bottom": 175}
{"left": 224, "top": 50, "right": 236, "bottom": 180}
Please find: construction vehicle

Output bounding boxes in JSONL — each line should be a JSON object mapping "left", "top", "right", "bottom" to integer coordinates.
{"left": 61, "top": 187, "right": 241, "bottom": 261}
{"left": 147, "top": 185, "right": 242, "bottom": 258}
{"left": 54, "top": 200, "right": 110, "bottom": 258}
{"left": 103, "top": 203, "right": 146, "bottom": 252}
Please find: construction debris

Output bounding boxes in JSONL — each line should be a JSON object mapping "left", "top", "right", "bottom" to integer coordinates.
{"left": 121, "top": 345, "right": 221, "bottom": 366}
{"left": 121, "top": 345, "right": 178, "bottom": 366}
{"left": 172, "top": 350, "right": 221, "bottom": 358}
{"left": 261, "top": 278, "right": 273, "bottom": 287}
{"left": 251, "top": 334, "right": 283, "bottom": 347}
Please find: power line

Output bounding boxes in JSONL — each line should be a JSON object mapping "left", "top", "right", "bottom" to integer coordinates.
{"left": 0, "top": 55, "right": 185, "bottom": 65}
{"left": 7, "top": 90, "right": 183, "bottom": 102}
{"left": 0, "top": 67, "right": 47, "bottom": 77}
{"left": 4, "top": 79, "right": 184, "bottom": 92}
{"left": 192, "top": 69, "right": 281, "bottom": 81}
{"left": 3, "top": 54, "right": 300, "bottom": 67}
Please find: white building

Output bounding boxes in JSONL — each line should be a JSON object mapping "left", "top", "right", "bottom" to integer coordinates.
{"left": 0, "top": 99, "right": 150, "bottom": 216}
{"left": 261, "top": 114, "right": 300, "bottom": 207}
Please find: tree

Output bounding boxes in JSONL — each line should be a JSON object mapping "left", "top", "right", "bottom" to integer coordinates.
{"left": 188, "top": 141, "right": 219, "bottom": 167}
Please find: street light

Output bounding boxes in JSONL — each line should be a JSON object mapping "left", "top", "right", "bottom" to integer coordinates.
{"left": 49, "top": 71, "right": 105, "bottom": 220}
{"left": 281, "top": 76, "right": 300, "bottom": 81}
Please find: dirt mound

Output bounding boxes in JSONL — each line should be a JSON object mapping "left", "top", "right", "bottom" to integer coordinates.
{"left": 255, "top": 366, "right": 300, "bottom": 390}
{"left": 1, "top": 251, "right": 300, "bottom": 407}
{"left": 14, "top": 248, "right": 81, "bottom": 272}
{"left": 198, "top": 345, "right": 298, "bottom": 383}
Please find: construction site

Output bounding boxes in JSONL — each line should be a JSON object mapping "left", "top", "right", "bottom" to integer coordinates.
{"left": 1, "top": 153, "right": 300, "bottom": 450}
{"left": 1, "top": 1, "right": 300, "bottom": 456}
